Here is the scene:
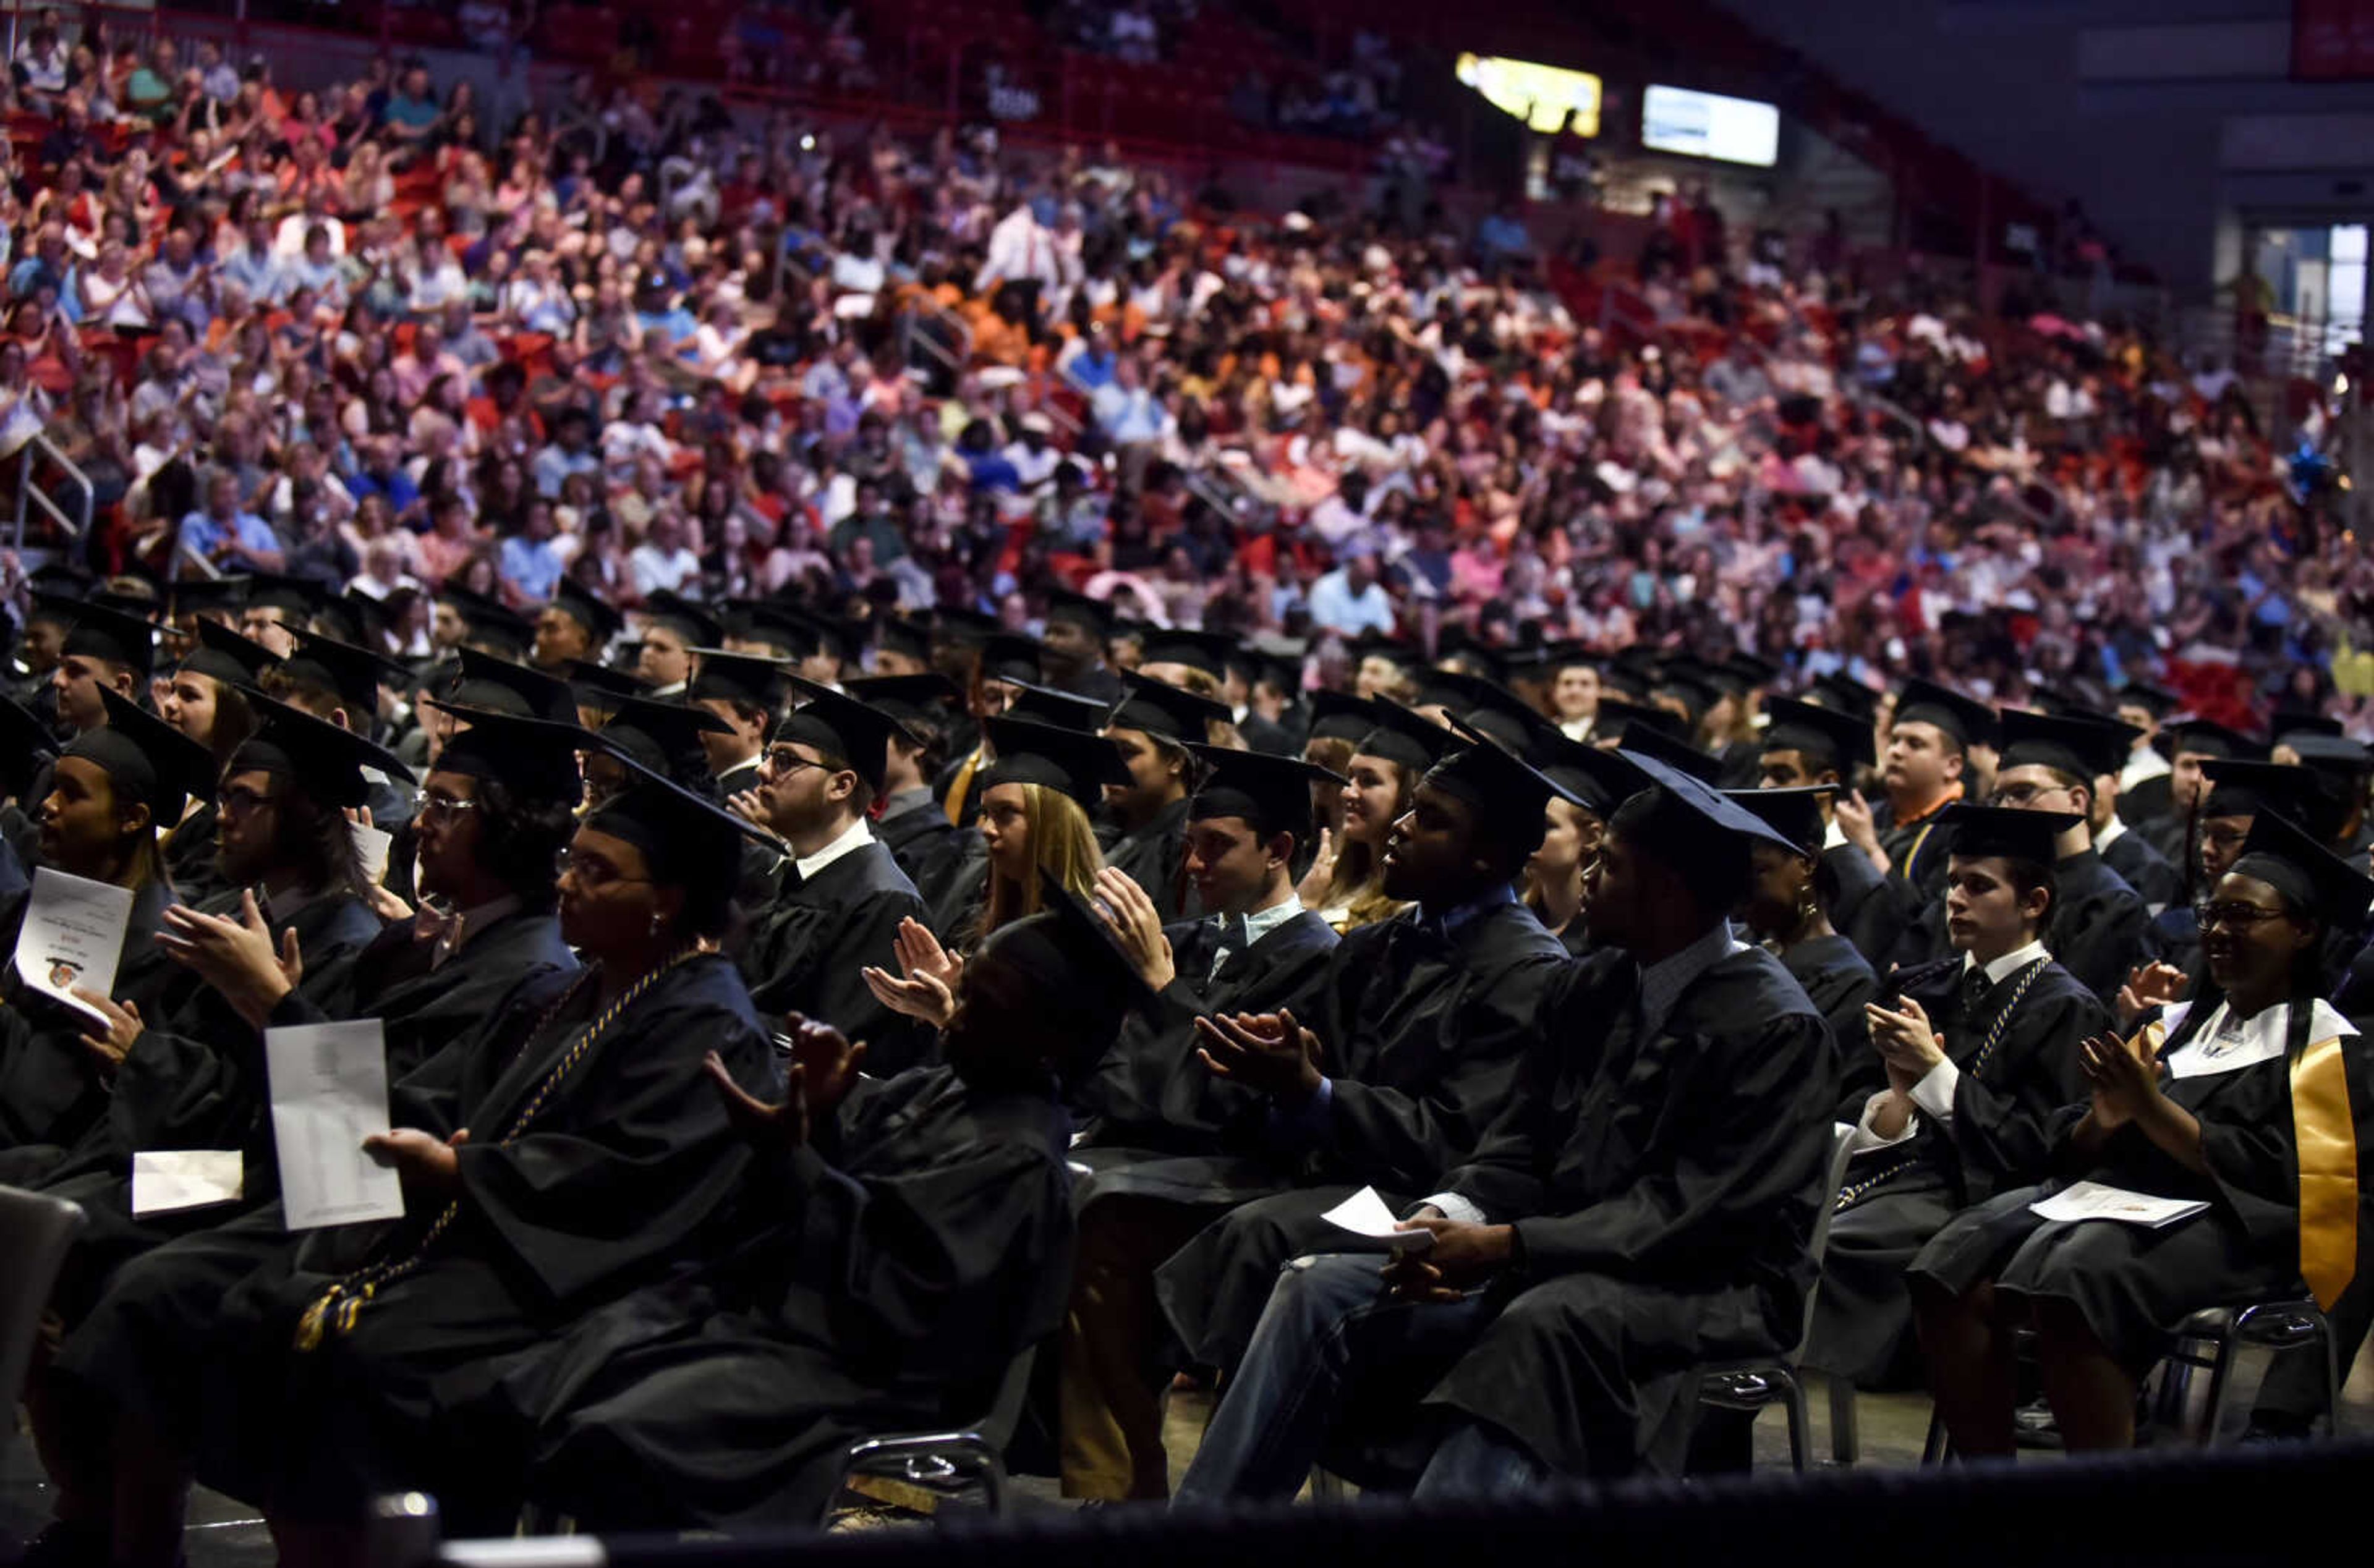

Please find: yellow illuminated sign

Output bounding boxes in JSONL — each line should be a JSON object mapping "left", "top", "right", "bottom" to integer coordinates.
{"left": 1456, "top": 53, "right": 1602, "bottom": 137}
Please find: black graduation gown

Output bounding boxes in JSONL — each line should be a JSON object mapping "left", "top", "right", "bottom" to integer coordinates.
{"left": 1154, "top": 900, "right": 1570, "bottom": 1371}
{"left": 0, "top": 818, "right": 29, "bottom": 902}
{"left": 1824, "top": 841, "right": 1899, "bottom": 974}
{"left": 1103, "top": 795, "right": 1201, "bottom": 923}
{"left": 2119, "top": 772, "right": 2172, "bottom": 829}
{"left": 43, "top": 912, "right": 582, "bottom": 1448}
{"left": 1912, "top": 999, "right": 2364, "bottom": 1372}
{"left": 876, "top": 799, "right": 969, "bottom": 913}
{"left": 1411, "top": 945, "right": 1837, "bottom": 1478}
{"left": 483, "top": 1065, "right": 1077, "bottom": 1530}
{"left": 1781, "top": 931, "right": 1876, "bottom": 1074}
{"left": 1808, "top": 954, "right": 2105, "bottom": 1383}
{"left": 0, "top": 879, "right": 177, "bottom": 1176}
{"left": 2139, "top": 808, "right": 2191, "bottom": 876}
{"left": 925, "top": 833, "right": 989, "bottom": 944}
{"left": 32, "top": 886, "right": 385, "bottom": 1316}
{"left": 160, "top": 799, "right": 234, "bottom": 907}
{"left": 1240, "top": 711, "right": 1295, "bottom": 756}
{"left": 1877, "top": 805, "right": 1955, "bottom": 972}
{"left": 197, "top": 953, "right": 778, "bottom": 1524}
{"left": 930, "top": 745, "right": 990, "bottom": 829}
{"left": 1055, "top": 663, "right": 1125, "bottom": 705}
{"left": 2101, "top": 826, "right": 2182, "bottom": 912}
{"left": 2155, "top": 904, "right": 2204, "bottom": 989}
{"left": 2048, "top": 848, "right": 2151, "bottom": 1003}
{"left": 1070, "top": 907, "right": 1341, "bottom": 1204}
{"left": 737, "top": 838, "right": 934, "bottom": 1072}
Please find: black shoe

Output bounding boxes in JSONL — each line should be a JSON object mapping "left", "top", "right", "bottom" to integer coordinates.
{"left": 2240, "top": 1410, "right": 2317, "bottom": 1443}
{"left": 19, "top": 1519, "right": 107, "bottom": 1568}
{"left": 2012, "top": 1398, "right": 2064, "bottom": 1451}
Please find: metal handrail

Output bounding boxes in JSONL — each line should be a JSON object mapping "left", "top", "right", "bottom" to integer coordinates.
{"left": 1850, "top": 384, "right": 1927, "bottom": 451}
{"left": 12, "top": 430, "right": 93, "bottom": 550}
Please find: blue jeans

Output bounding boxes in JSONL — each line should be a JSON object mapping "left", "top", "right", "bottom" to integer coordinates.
{"left": 1173, "top": 1252, "right": 1514, "bottom": 1504}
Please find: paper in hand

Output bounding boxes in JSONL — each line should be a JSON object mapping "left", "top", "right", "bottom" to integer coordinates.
{"left": 2030, "top": 1180, "right": 2210, "bottom": 1229}
{"left": 1321, "top": 1185, "right": 1436, "bottom": 1252}
{"left": 12, "top": 867, "right": 134, "bottom": 1027}
{"left": 130, "top": 1150, "right": 244, "bottom": 1216}
{"left": 266, "top": 1019, "right": 406, "bottom": 1231}
{"left": 351, "top": 821, "right": 393, "bottom": 887}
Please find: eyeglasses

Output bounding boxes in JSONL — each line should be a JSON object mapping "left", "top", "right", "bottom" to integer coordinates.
{"left": 1989, "top": 782, "right": 2072, "bottom": 809}
{"left": 412, "top": 789, "right": 479, "bottom": 823}
{"left": 760, "top": 745, "right": 827, "bottom": 780}
{"left": 218, "top": 783, "right": 278, "bottom": 815}
{"left": 556, "top": 847, "right": 651, "bottom": 891}
{"left": 2195, "top": 901, "right": 2289, "bottom": 931}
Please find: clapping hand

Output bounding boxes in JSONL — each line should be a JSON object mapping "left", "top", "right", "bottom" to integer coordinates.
{"left": 2080, "top": 1028, "right": 2161, "bottom": 1129}
{"left": 1092, "top": 866, "right": 1174, "bottom": 991}
{"left": 2116, "top": 962, "right": 2188, "bottom": 1030}
{"left": 157, "top": 890, "right": 300, "bottom": 1028}
{"left": 1193, "top": 1007, "right": 1324, "bottom": 1103}
{"left": 860, "top": 917, "right": 963, "bottom": 1029}
{"left": 1865, "top": 994, "right": 1946, "bottom": 1080}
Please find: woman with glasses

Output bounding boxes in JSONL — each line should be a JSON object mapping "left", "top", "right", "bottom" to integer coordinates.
{"left": 2146, "top": 759, "right": 2339, "bottom": 991}
{"left": 1806, "top": 805, "right": 2110, "bottom": 1391}
{"left": 1915, "top": 809, "right": 2374, "bottom": 1454}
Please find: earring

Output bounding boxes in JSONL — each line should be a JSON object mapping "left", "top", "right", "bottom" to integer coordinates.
{"left": 649, "top": 912, "right": 664, "bottom": 936}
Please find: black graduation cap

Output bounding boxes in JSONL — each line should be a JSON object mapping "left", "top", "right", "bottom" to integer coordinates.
{"left": 421, "top": 701, "right": 590, "bottom": 806}
{"left": 1345, "top": 630, "right": 1422, "bottom": 671}
{"left": 1044, "top": 586, "right": 1115, "bottom": 638}
{"left": 239, "top": 571, "right": 330, "bottom": 622}
{"left": 0, "top": 692, "right": 57, "bottom": 797}
{"left": 1534, "top": 732, "right": 1650, "bottom": 818}
{"left": 843, "top": 673, "right": 963, "bottom": 728}
{"left": 2229, "top": 808, "right": 2374, "bottom": 930}
{"left": 448, "top": 648, "right": 577, "bottom": 723}
{"left": 284, "top": 629, "right": 409, "bottom": 718}
{"left": 979, "top": 633, "right": 1045, "bottom": 687}
{"left": 551, "top": 578, "right": 625, "bottom": 643}
{"left": 777, "top": 676, "right": 919, "bottom": 797}
{"left": 1894, "top": 678, "right": 1997, "bottom": 750}
{"left": 2200, "top": 759, "right": 2346, "bottom": 841}
{"left": 638, "top": 590, "right": 725, "bottom": 649}
{"left": 2284, "top": 732, "right": 2374, "bottom": 781}
{"left": 1996, "top": 707, "right": 2138, "bottom": 782}
{"left": 40, "top": 593, "right": 158, "bottom": 677}
{"left": 788, "top": 608, "right": 866, "bottom": 666}
{"left": 1109, "top": 616, "right": 1152, "bottom": 653}
{"left": 1185, "top": 742, "right": 1342, "bottom": 841}
{"left": 1423, "top": 669, "right": 1542, "bottom": 753}
{"left": 65, "top": 687, "right": 218, "bottom": 823}
{"left": 689, "top": 650, "right": 791, "bottom": 715}
{"left": 1938, "top": 802, "right": 2081, "bottom": 865}
{"left": 1355, "top": 698, "right": 1457, "bottom": 773}
{"left": 1653, "top": 658, "right": 1724, "bottom": 719}
{"left": 1307, "top": 690, "right": 1381, "bottom": 745}
{"left": 2111, "top": 682, "right": 2182, "bottom": 722}
{"left": 2273, "top": 710, "right": 2345, "bottom": 744}
{"left": 1598, "top": 658, "right": 1653, "bottom": 703}
{"left": 1714, "top": 651, "right": 1783, "bottom": 695}
{"left": 1612, "top": 748, "right": 1805, "bottom": 866}
{"left": 979, "top": 716, "right": 1130, "bottom": 807}
{"left": 313, "top": 589, "right": 394, "bottom": 650}
{"left": 982, "top": 867, "right": 1164, "bottom": 1056}
{"left": 1426, "top": 721, "right": 1583, "bottom": 824}
{"left": 1007, "top": 680, "right": 1111, "bottom": 733}
{"left": 1761, "top": 695, "right": 1874, "bottom": 772}
{"left": 1433, "top": 627, "right": 1507, "bottom": 685}
{"left": 934, "top": 606, "right": 1001, "bottom": 645}
{"left": 27, "top": 561, "right": 92, "bottom": 600}
{"left": 1729, "top": 786, "right": 1836, "bottom": 858}
{"left": 231, "top": 691, "right": 414, "bottom": 808}
{"left": 1619, "top": 723, "right": 1723, "bottom": 784}
{"left": 2153, "top": 718, "right": 2266, "bottom": 764}
{"left": 875, "top": 615, "right": 933, "bottom": 666}
{"left": 598, "top": 693, "right": 732, "bottom": 779}
{"left": 1106, "top": 672, "right": 1231, "bottom": 743}
{"left": 717, "top": 600, "right": 810, "bottom": 658}
{"left": 1591, "top": 697, "right": 1686, "bottom": 742}
{"left": 1141, "top": 627, "right": 1237, "bottom": 682}
{"left": 440, "top": 583, "right": 535, "bottom": 656}
{"left": 579, "top": 750, "right": 786, "bottom": 912}
{"left": 1807, "top": 671, "right": 1879, "bottom": 724}
{"left": 178, "top": 618, "right": 279, "bottom": 692}
{"left": 566, "top": 659, "right": 650, "bottom": 716}
{"left": 1237, "top": 641, "right": 1308, "bottom": 698}
{"left": 168, "top": 575, "right": 250, "bottom": 619}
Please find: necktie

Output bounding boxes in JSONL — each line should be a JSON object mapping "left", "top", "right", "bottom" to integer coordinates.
{"left": 1960, "top": 965, "right": 1992, "bottom": 1027}
{"left": 1209, "top": 913, "right": 1248, "bottom": 981}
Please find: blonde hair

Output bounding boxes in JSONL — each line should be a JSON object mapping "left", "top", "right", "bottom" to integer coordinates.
{"left": 979, "top": 781, "right": 1104, "bottom": 939}
{"left": 1315, "top": 752, "right": 1415, "bottom": 933}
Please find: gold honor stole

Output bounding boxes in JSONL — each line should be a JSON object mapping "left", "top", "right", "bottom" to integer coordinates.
{"left": 2292, "top": 1035, "right": 2358, "bottom": 1311}
{"left": 943, "top": 747, "right": 984, "bottom": 827}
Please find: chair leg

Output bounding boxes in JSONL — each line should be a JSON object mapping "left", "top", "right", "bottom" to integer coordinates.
{"left": 2195, "top": 1324, "right": 2239, "bottom": 1447}
{"left": 979, "top": 1456, "right": 1009, "bottom": 1517}
{"left": 1826, "top": 1376, "right": 1859, "bottom": 1467}
{"left": 1781, "top": 1371, "right": 1810, "bottom": 1472}
{"left": 2323, "top": 1321, "right": 2342, "bottom": 1438}
{"left": 1921, "top": 1405, "right": 1952, "bottom": 1465}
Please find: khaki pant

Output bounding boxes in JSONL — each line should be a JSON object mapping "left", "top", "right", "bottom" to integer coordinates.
{"left": 1057, "top": 1194, "right": 1214, "bottom": 1501}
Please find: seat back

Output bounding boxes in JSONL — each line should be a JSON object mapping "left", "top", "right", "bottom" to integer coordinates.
{"left": 1789, "top": 1125, "right": 1862, "bottom": 1356}
{"left": 0, "top": 1184, "right": 85, "bottom": 1401}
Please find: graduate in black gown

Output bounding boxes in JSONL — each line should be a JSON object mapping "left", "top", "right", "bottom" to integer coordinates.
{"left": 487, "top": 875, "right": 1156, "bottom": 1532}
{"left": 1915, "top": 809, "right": 2374, "bottom": 1456}
{"left": 22, "top": 707, "right": 589, "bottom": 1568}
{"left": 1099, "top": 672, "right": 1230, "bottom": 923}
{"left": 1171, "top": 753, "right": 1836, "bottom": 1499}
{"left": 1733, "top": 785, "right": 1878, "bottom": 1075}
{"left": 1060, "top": 745, "right": 1346, "bottom": 1501}
{"left": 155, "top": 621, "right": 278, "bottom": 909}
{"left": 1987, "top": 707, "right": 2155, "bottom": 1002}
{"left": 2154, "top": 759, "right": 2343, "bottom": 986}
{"left": 1154, "top": 733, "right": 1574, "bottom": 1378}
{"left": 0, "top": 690, "right": 215, "bottom": 1179}
{"left": 1522, "top": 733, "right": 1619, "bottom": 958}
{"left": 2134, "top": 718, "right": 2264, "bottom": 873}
{"left": 734, "top": 681, "right": 934, "bottom": 1070}
{"left": 1803, "top": 805, "right": 2108, "bottom": 1386}
{"left": 183, "top": 763, "right": 781, "bottom": 1562}
{"left": 1040, "top": 586, "right": 1126, "bottom": 705}
{"left": 30, "top": 695, "right": 398, "bottom": 1321}
{"left": 1847, "top": 678, "right": 1998, "bottom": 973}
{"left": 848, "top": 673, "right": 971, "bottom": 910}
{"left": 0, "top": 691, "right": 57, "bottom": 892}
{"left": 1757, "top": 697, "right": 1894, "bottom": 972}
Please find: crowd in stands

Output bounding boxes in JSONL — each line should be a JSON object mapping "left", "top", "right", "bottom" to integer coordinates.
{"left": 0, "top": 22, "right": 2352, "bottom": 738}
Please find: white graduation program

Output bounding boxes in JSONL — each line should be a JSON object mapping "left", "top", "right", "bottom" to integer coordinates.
{"left": 1322, "top": 1185, "right": 1438, "bottom": 1253}
{"left": 12, "top": 867, "right": 134, "bottom": 1028}
{"left": 2030, "top": 1180, "right": 2209, "bottom": 1229}
{"left": 266, "top": 1019, "right": 406, "bottom": 1231}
